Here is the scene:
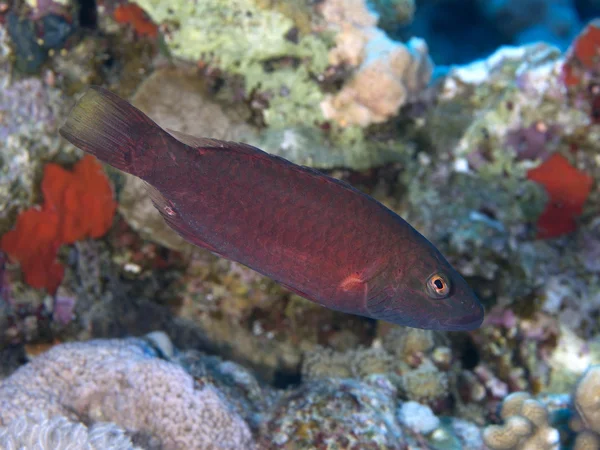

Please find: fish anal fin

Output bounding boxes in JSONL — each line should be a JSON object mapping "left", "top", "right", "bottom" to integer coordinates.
{"left": 144, "top": 182, "right": 222, "bottom": 255}
{"left": 279, "top": 281, "right": 311, "bottom": 300}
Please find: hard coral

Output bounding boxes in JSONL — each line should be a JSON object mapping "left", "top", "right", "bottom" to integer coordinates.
{"left": 259, "top": 377, "right": 404, "bottom": 449}
{"left": 526, "top": 153, "right": 593, "bottom": 239}
{"left": 0, "top": 411, "right": 142, "bottom": 450}
{"left": 320, "top": 0, "right": 432, "bottom": 127}
{"left": 483, "top": 392, "right": 560, "bottom": 450}
{"left": 573, "top": 366, "right": 600, "bottom": 437}
{"left": 0, "top": 156, "right": 116, "bottom": 293}
{"left": 0, "top": 335, "right": 254, "bottom": 450}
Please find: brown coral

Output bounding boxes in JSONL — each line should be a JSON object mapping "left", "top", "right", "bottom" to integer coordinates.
{"left": 571, "top": 365, "right": 600, "bottom": 448}
{"left": 483, "top": 392, "right": 560, "bottom": 450}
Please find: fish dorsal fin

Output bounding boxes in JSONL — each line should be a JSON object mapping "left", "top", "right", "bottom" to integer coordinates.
{"left": 166, "top": 128, "right": 266, "bottom": 159}
{"left": 166, "top": 129, "right": 228, "bottom": 149}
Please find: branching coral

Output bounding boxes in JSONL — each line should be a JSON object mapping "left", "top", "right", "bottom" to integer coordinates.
{"left": 0, "top": 336, "right": 254, "bottom": 450}
{"left": 0, "top": 155, "right": 116, "bottom": 293}
{"left": 483, "top": 392, "right": 560, "bottom": 450}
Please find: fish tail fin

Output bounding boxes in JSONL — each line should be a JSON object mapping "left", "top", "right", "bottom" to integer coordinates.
{"left": 59, "top": 86, "right": 160, "bottom": 177}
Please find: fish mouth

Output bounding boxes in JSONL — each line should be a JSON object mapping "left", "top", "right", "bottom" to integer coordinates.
{"left": 435, "top": 302, "right": 484, "bottom": 331}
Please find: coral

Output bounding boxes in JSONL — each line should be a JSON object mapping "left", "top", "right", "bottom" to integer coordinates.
{"left": 368, "top": 0, "right": 416, "bottom": 29}
{"left": 322, "top": 36, "right": 431, "bottom": 127}
{"left": 573, "top": 431, "right": 600, "bottom": 450}
{"left": 174, "top": 349, "right": 277, "bottom": 431}
{"left": 259, "top": 377, "right": 405, "bottom": 449}
{"left": 1, "top": 155, "right": 117, "bottom": 293}
{"left": 562, "top": 20, "right": 600, "bottom": 87}
{"left": 301, "top": 339, "right": 452, "bottom": 410}
{"left": 526, "top": 153, "right": 593, "bottom": 239}
{"left": 399, "top": 360, "right": 449, "bottom": 408}
{"left": 574, "top": 365, "right": 600, "bottom": 435}
{"left": 0, "top": 412, "right": 142, "bottom": 450}
{"left": 349, "top": 346, "right": 394, "bottom": 378}
{"left": 301, "top": 345, "right": 354, "bottom": 380}
{"left": 483, "top": 392, "right": 560, "bottom": 450}
{"left": 132, "top": 0, "right": 330, "bottom": 129}
{"left": 7, "top": 11, "right": 75, "bottom": 73}
{"left": 113, "top": 3, "right": 158, "bottom": 38}
{"left": 397, "top": 401, "right": 440, "bottom": 435}
{"left": 382, "top": 326, "right": 435, "bottom": 363}
{"left": 0, "top": 25, "right": 74, "bottom": 235}
{"left": 319, "top": 0, "right": 432, "bottom": 127}
{"left": 0, "top": 335, "right": 255, "bottom": 450}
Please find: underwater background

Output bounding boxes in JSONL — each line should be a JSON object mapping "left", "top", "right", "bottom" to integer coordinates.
{"left": 2, "top": 0, "right": 600, "bottom": 448}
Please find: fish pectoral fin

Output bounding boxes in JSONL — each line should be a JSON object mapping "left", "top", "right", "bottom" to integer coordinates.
{"left": 365, "top": 285, "right": 397, "bottom": 319}
{"left": 144, "top": 182, "right": 223, "bottom": 256}
{"left": 339, "top": 259, "right": 387, "bottom": 292}
{"left": 339, "top": 273, "right": 366, "bottom": 292}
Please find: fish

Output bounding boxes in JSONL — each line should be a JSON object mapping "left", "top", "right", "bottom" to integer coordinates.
{"left": 59, "top": 86, "right": 484, "bottom": 331}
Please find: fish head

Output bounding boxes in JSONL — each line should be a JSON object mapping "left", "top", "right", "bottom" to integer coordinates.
{"left": 366, "top": 241, "right": 484, "bottom": 331}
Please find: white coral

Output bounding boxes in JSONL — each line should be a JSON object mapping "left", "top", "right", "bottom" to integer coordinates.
{"left": 0, "top": 412, "right": 141, "bottom": 450}
{"left": 319, "top": 0, "right": 432, "bottom": 126}
{"left": 0, "top": 337, "right": 255, "bottom": 450}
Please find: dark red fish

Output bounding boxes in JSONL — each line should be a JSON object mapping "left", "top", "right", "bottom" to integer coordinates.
{"left": 59, "top": 87, "right": 484, "bottom": 331}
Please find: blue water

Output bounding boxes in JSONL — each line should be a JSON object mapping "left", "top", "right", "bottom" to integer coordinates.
{"left": 386, "top": 0, "right": 600, "bottom": 65}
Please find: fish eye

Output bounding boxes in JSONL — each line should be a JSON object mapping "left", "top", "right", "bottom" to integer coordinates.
{"left": 426, "top": 273, "right": 451, "bottom": 299}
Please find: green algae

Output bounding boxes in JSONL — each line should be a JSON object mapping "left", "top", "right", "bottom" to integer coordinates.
{"left": 133, "top": 0, "right": 330, "bottom": 130}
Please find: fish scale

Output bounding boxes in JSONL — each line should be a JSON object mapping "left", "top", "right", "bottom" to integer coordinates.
{"left": 59, "top": 86, "right": 484, "bottom": 331}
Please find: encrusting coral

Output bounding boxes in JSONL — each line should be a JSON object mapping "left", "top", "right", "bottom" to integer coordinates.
{"left": 319, "top": 0, "right": 432, "bottom": 126}
{"left": 526, "top": 153, "right": 593, "bottom": 239}
{"left": 1, "top": 155, "right": 116, "bottom": 294}
{"left": 0, "top": 335, "right": 254, "bottom": 450}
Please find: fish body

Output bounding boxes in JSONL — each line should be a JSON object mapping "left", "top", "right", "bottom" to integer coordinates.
{"left": 59, "top": 87, "right": 484, "bottom": 331}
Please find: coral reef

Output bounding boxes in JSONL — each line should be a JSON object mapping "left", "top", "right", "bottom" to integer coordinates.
{"left": 132, "top": 0, "right": 329, "bottom": 129}
{"left": 258, "top": 377, "right": 405, "bottom": 449}
{"left": 1, "top": 155, "right": 116, "bottom": 293}
{"left": 0, "top": 335, "right": 255, "bottom": 450}
{"left": 572, "top": 365, "right": 600, "bottom": 448}
{"left": 5, "top": 0, "right": 600, "bottom": 448}
{"left": 483, "top": 392, "right": 560, "bottom": 449}
{"left": 0, "top": 23, "right": 75, "bottom": 236}
{"left": 301, "top": 328, "right": 453, "bottom": 411}
{"left": 319, "top": 0, "right": 432, "bottom": 127}
{"left": 0, "top": 412, "right": 142, "bottom": 450}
